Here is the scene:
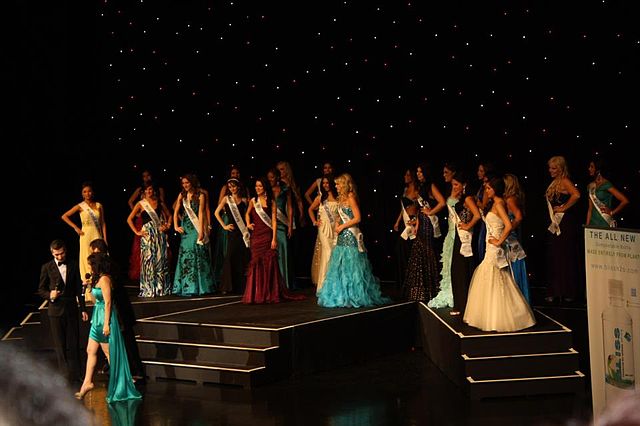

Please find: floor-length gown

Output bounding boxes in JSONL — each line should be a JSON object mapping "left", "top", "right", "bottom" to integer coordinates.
{"left": 507, "top": 212, "right": 529, "bottom": 303}
{"left": 463, "top": 212, "right": 536, "bottom": 332}
{"left": 172, "top": 199, "right": 215, "bottom": 296}
{"left": 79, "top": 204, "right": 103, "bottom": 275}
{"left": 220, "top": 201, "right": 250, "bottom": 294}
{"left": 128, "top": 215, "right": 143, "bottom": 282}
{"left": 546, "top": 193, "right": 579, "bottom": 299}
{"left": 139, "top": 208, "right": 171, "bottom": 297}
{"left": 317, "top": 205, "right": 390, "bottom": 308}
{"left": 428, "top": 197, "right": 458, "bottom": 308}
{"left": 243, "top": 206, "right": 305, "bottom": 304}
{"left": 275, "top": 186, "right": 293, "bottom": 289}
{"left": 89, "top": 287, "right": 142, "bottom": 403}
{"left": 402, "top": 208, "right": 440, "bottom": 302}
{"left": 311, "top": 200, "right": 338, "bottom": 293}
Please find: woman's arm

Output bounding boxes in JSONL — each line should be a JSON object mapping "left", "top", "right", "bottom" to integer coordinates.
{"left": 160, "top": 201, "right": 172, "bottom": 231}
{"left": 336, "top": 193, "right": 361, "bottom": 233}
{"left": 427, "top": 183, "right": 447, "bottom": 216}
{"left": 555, "top": 178, "right": 580, "bottom": 212}
{"left": 127, "top": 187, "right": 141, "bottom": 209}
{"left": 173, "top": 194, "right": 183, "bottom": 232}
{"left": 101, "top": 276, "right": 113, "bottom": 336}
{"left": 608, "top": 185, "right": 630, "bottom": 216}
{"left": 459, "top": 196, "right": 482, "bottom": 231}
{"left": 246, "top": 199, "right": 255, "bottom": 231}
{"left": 214, "top": 199, "right": 234, "bottom": 231}
{"left": 197, "top": 193, "right": 206, "bottom": 241}
{"left": 99, "top": 204, "right": 107, "bottom": 244}
{"left": 127, "top": 203, "right": 143, "bottom": 236}
{"left": 491, "top": 200, "right": 513, "bottom": 246}
{"left": 61, "top": 205, "right": 83, "bottom": 235}
{"left": 308, "top": 196, "right": 321, "bottom": 226}
{"left": 506, "top": 196, "right": 523, "bottom": 230}
{"left": 271, "top": 201, "right": 278, "bottom": 249}
{"left": 286, "top": 191, "right": 294, "bottom": 237}
{"left": 304, "top": 180, "right": 318, "bottom": 205}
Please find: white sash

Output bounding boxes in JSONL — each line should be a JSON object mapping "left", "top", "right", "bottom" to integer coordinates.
{"left": 505, "top": 234, "right": 527, "bottom": 262}
{"left": 448, "top": 204, "right": 473, "bottom": 257}
{"left": 546, "top": 197, "right": 564, "bottom": 236}
{"left": 183, "top": 197, "right": 209, "bottom": 244}
{"left": 276, "top": 207, "right": 290, "bottom": 228}
{"left": 321, "top": 200, "right": 335, "bottom": 227}
{"left": 253, "top": 198, "right": 273, "bottom": 229}
{"left": 484, "top": 214, "right": 509, "bottom": 269}
{"left": 140, "top": 199, "right": 161, "bottom": 228}
{"left": 588, "top": 185, "right": 616, "bottom": 227}
{"left": 417, "top": 194, "right": 442, "bottom": 238}
{"left": 227, "top": 196, "right": 251, "bottom": 248}
{"left": 80, "top": 202, "right": 103, "bottom": 238}
{"left": 337, "top": 206, "right": 366, "bottom": 253}
{"left": 400, "top": 200, "right": 416, "bottom": 241}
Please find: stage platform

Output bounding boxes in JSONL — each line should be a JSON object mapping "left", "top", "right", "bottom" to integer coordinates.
{"left": 418, "top": 302, "right": 585, "bottom": 400}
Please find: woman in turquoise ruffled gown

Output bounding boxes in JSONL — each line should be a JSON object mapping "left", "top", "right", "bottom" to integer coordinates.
{"left": 317, "top": 173, "right": 390, "bottom": 308}
{"left": 76, "top": 253, "right": 142, "bottom": 403}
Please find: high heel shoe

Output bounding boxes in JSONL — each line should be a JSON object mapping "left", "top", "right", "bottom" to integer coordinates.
{"left": 74, "top": 383, "right": 94, "bottom": 400}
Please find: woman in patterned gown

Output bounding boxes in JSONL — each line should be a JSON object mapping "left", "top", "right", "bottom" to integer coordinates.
{"left": 402, "top": 164, "right": 446, "bottom": 302}
{"left": 127, "top": 184, "right": 172, "bottom": 297}
{"left": 317, "top": 174, "right": 390, "bottom": 308}
{"left": 172, "top": 174, "right": 215, "bottom": 296}
{"left": 75, "top": 253, "right": 141, "bottom": 402}
{"left": 463, "top": 178, "right": 536, "bottom": 332}
{"left": 243, "top": 178, "right": 305, "bottom": 304}
{"left": 586, "top": 158, "right": 629, "bottom": 228}
{"left": 393, "top": 169, "right": 419, "bottom": 291}
{"left": 308, "top": 175, "right": 339, "bottom": 293}
{"left": 61, "top": 181, "right": 107, "bottom": 302}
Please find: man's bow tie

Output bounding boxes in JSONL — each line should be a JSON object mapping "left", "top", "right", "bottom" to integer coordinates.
{"left": 58, "top": 261, "right": 66, "bottom": 266}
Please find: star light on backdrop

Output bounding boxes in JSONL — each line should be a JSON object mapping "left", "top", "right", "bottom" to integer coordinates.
{"left": 19, "top": 0, "right": 639, "bottom": 285}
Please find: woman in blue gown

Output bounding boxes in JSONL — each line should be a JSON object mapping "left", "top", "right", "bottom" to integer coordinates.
{"left": 76, "top": 253, "right": 141, "bottom": 403}
{"left": 317, "top": 173, "right": 390, "bottom": 308}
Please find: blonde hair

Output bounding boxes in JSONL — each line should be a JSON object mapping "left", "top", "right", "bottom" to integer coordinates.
{"left": 335, "top": 173, "right": 358, "bottom": 202}
{"left": 276, "top": 161, "right": 302, "bottom": 201}
{"left": 503, "top": 173, "right": 526, "bottom": 215}
{"left": 545, "top": 156, "right": 570, "bottom": 200}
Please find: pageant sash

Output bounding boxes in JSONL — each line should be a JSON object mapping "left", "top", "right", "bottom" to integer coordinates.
{"left": 448, "top": 204, "right": 473, "bottom": 258}
{"left": 253, "top": 198, "right": 273, "bottom": 229}
{"left": 337, "top": 206, "right": 366, "bottom": 253}
{"left": 417, "top": 195, "right": 442, "bottom": 238}
{"left": 140, "top": 199, "right": 161, "bottom": 228}
{"left": 588, "top": 185, "right": 616, "bottom": 227}
{"left": 505, "top": 234, "right": 527, "bottom": 262}
{"left": 546, "top": 197, "right": 564, "bottom": 236}
{"left": 400, "top": 200, "right": 416, "bottom": 241}
{"left": 183, "top": 197, "right": 209, "bottom": 244}
{"left": 276, "top": 207, "right": 290, "bottom": 228}
{"left": 80, "top": 202, "right": 103, "bottom": 238}
{"left": 227, "top": 196, "right": 251, "bottom": 248}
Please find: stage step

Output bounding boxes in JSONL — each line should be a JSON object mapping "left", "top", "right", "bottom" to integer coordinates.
{"left": 143, "top": 358, "right": 266, "bottom": 388}
{"left": 136, "top": 320, "right": 280, "bottom": 347}
{"left": 418, "top": 303, "right": 585, "bottom": 399}
{"left": 467, "top": 371, "right": 585, "bottom": 399}
{"left": 136, "top": 338, "right": 278, "bottom": 366}
{"left": 130, "top": 296, "right": 241, "bottom": 320}
{"left": 462, "top": 348, "right": 580, "bottom": 380}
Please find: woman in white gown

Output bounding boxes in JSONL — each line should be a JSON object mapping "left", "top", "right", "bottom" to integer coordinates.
{"left": 463, "top": 177, "right": 536, "bottom": 332}
{"left": 308, "top": 176, "right": 338, "bottom": 293}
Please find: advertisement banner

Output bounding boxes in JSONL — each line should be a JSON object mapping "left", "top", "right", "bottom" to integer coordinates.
{"left": 585, "top": 227, "right": 640, "bottom": 420}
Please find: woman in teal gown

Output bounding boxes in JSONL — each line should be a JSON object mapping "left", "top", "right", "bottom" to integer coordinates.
{"left": 586, "top": 159, "right": 629, "bottom": 228}
{"left": 317, "top": 174, "right": 390, "bottom": 308}
{"left": 268, "top": 168, "right": 294, "bottom": 290}
{"left": 76, "top": 253, "right": 142, "bottom": 403}
{"left": 172, "top": 174, "right": 215, "bottom": 296}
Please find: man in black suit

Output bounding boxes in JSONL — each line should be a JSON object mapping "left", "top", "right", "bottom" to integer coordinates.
{"left": 38, "top": 239, "right": 89, "bottom": 383}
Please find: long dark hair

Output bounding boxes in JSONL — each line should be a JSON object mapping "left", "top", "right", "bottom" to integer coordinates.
{"left": 87, "top": 252, "right": 113, "bottom": 285}
{"left": 484, "top": 176, "right": 505, "bottom": 216}
{"left": 320, "top": 175, "right": 338, "bottom": 202}
{"left": 254, "top": 177, "right": 274, "bottom": 207}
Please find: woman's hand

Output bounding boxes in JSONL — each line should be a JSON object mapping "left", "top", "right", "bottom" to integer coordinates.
{"left": 335, "top": 224, "right": 343, "bottom": 234}
{"left": 224, "top": 223, "right": 235, "bottom": 231}
{"left": 76, "top": 228, "right": 84, "bottom": 236}
{"left": 488, "top": 237, "right": 500, "bottom": 247}
{"left": 271, "top": 239, "right": 277, "bottom": 250}
{"left": 176, "top": 226, "right": 185, "bottom": 234}
{"left": 247, "top": 223, "right": 255, "bottom": 231}
{"left": 393, "top": 222, "right": 399, "bottom": 232}
{"left": 103, "top": 323, "right": 110, "bottom": 337}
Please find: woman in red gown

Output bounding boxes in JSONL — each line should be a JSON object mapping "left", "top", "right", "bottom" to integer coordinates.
{"left": 243, "top": 178, "right": 304, "bottom": 304}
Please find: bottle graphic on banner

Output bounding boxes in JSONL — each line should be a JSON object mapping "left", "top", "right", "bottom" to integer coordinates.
{"left": 627, "top": 284, "right": 640, "bottom": 393}
{"left": 602, "top": 279, "right": 635, "bottom": 403}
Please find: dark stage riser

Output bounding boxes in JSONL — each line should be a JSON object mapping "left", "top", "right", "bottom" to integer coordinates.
{"left": 418, "top": 303, "right": 585, "bottom": 400}
{"left": 136, "top": 300, "right": 416, "bottom": 388}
